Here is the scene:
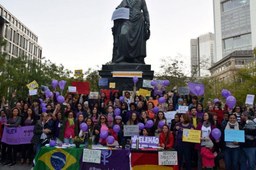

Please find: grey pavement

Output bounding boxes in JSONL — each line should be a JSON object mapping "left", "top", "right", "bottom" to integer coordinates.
{"left": 0, "top": 163, "right": 33, "bottom": 170}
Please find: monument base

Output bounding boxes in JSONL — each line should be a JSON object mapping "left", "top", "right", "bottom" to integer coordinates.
{"left": 99, "top": 63, "right": 154, "bottom": 91}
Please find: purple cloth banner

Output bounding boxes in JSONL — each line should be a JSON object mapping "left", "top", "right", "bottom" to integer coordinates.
{"left": 80, "top": 149, "right": 130, "bottom": 170}
{"left": 1, "top": 126, "right": 34, "bottom": 145}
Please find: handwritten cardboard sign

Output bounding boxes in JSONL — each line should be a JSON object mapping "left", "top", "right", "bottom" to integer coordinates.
{"left": 158, "top": 151, "right": 178, "bottom": 165}
{"left": 82, "top": 149, "right": 101, "bottom": 164}
{"left": 182, "top": 129, "right": 201, "bottom": 143}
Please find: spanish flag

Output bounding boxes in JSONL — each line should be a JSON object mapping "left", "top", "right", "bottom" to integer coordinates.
{"left": 131, "top": 151, "right": 179, "bottom": 170}
{"left": 34, "top": 147, "right": 83, "bottom": 170}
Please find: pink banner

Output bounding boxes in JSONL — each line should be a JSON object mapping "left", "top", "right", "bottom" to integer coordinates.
{"left": 1, "top": 126, "right": 34, "bottom": 145}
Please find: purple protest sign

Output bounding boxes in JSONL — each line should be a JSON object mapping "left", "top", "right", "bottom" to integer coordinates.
{"left": 131, "top": 136, "right": 159, "bottom": 149}
{"left": 80, "top": 149, "right": 130, "bottom": 170}
{"left": 1, "top": 126, "right": 34, "bottom": 145}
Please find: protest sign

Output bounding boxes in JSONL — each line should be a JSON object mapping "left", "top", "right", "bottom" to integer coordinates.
{"left": 224, "top": 130, "right": 245, "bottom": 143}
{"left": 112, "top": 7, "right": 130, "bottom": 20}
{"left": 89, "top": 92, "right": 99, "bottom": 99}
{"left": 68, "top": 86, "right": 77, "bottom": 93}
{"left": 137, "top": 88, "right": 151, "bottom": 97}
{"left": 182, "top": 129, "right": 201, "bottom": 143}
{"left": 131, "top": 136, "right": 159, "bottom": 148}
{"left": 177, "top": 106, "right": 189, "bottom": 113}
{"left": 29, "top": 89, "right": 38, "bottom": 96}
{"left": 178, "top": 87, "right": 190, "bottom": 96}
{"left": 71, "top": 82, "right": 90, "bottom": 95}
{"left": 164, "top": 111, "right": 177, "bottom": 126}
{"left": 124, "top": 125, "right": 139, "bottom": 137}
{"left": 109, "top": 82, "right": 116, "bottom": 89}
{"left": 245, "top": 94, "right": 255, "bottom": 105}
{"left": 142, "top": 80, "right": 153, "bottom": 88}
{"left": 98, "top": 78, "right": 108, "bottom": 87}
{"left": 83, "top": 149, "right": 101, "bottom": 164}
{"left": 1, "top": 126, "right": 34, "bottom": 144}
{"left": 158, "top": 151, "right": 178, "bottom": 165}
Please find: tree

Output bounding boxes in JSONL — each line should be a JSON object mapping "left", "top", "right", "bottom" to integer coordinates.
{"left": 155, "top": 56, "right": 188, "bottom": 91}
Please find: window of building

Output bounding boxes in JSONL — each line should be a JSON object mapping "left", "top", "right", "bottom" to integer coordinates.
{"left": 3, "top": 10, "right": 7, "bottom": 18}
{"left": 222, "top": 0, "right": 249, "bottom": 12}
{"left": 223, "top": 33, "right": 251, "bottom": 50}
{"left": 0, "top": 7, "right": 2, "bottom": 15}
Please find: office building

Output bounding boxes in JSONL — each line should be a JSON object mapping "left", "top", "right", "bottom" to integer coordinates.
{"left": 213, "top": 0, "right": 256, "bottom": 62}
{"left": 0, "top": 4, "right": 42, "bottom": 61}
{"left": 190, "top": 33, "right": 215, "bottom": 77}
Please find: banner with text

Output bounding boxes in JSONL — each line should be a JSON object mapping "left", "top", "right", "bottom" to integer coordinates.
{"left": 131, "top": 136, "right": 159, "bottom": 148}
{"left": 1, "top": 126, "right": 34, "bottom": 144}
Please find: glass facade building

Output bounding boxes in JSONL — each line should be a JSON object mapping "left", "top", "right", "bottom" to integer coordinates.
{"left": 214, "top": 0, "right": 256, "bottom": 62}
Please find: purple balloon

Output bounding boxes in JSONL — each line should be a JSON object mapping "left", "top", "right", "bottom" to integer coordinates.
{"left": 158, "top": 120, "right": 165, "bottom": 129}
{"left": 145, "top": 120, "right": 154, "bottom": 128}
{"left": 152, "top": 107, "right": 159, "bottom": 114}
{"left": 42, "top": 107, "right": 47, "bottom": 113}
{"left": 80, "top": 123, "right": 88, "bottom": 132}
{"left": 226, "top": 96, "right": 236, "bottom": 109}
{"left": 55, "top": 92, "right": 60, "bottom": 98}
{"left": 57, "top": 95, "right": 65, "bottom": 104}
{"left": 113, "top": 124, "right": 120, "bottom": 133}
{"left": 119, "top": 96, "right": 124, "bottom": 102}
{"left": 106, "top": 136, "right": 115, "bottom": 144}
{"left": 188, "top": 82, "right": 205, "bottom": 96}
{"left": 133, "top": 76, "right": 139, "bottom": 84}
{"left": 114, "top": 108, "right": 121, "bottom": 116}
{"left": 138, "top": 123, "right": 145, "bottom": 130}
{"left": 151, "top": 80, "right": 157, "bottom": 86}
{"left": 221, "top": 89, "right": 231, "bottom": 99}
{"left": 162, "top": 80, "right": 170, "bottom": 86}
{"left": 213, "top": 98, "right": 219, "bottom": 103}
{"left": 51, "top": 79, "right": 58, "bottom": 89}
{"left": 158, "top": 97, "right": 166, "bottom": 104}
{"left": 40, "top": 102, "right": 47, "bottom": 108}
{"left": 58, "top": 80, "right": 67, "bottom": 90}
{"left": 39, "top": 98, "right": 43, "bottom": 103}
{"left": 49, "top": 140, "right": 56, "bottom": 147}
{"left": 100, "top": 130, "right": 108, "bottom": 139}
{"left": 211, "top": 128, "right": 221, "bottom": 140}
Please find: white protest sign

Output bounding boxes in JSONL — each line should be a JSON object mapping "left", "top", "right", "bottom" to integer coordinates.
{"left": 123, "top": 125, "right": 139, "bottom": 137}
{"left": 29, "top": 89, "right": 38, "bottom": 96}
{"left": 178, "top": 106, "right": 189, "bottom": 113}
{"left": 142, "top": 80, "right": 153, "bottom": 88}
{"left": 68, "top": 86, "right": 77, "bottom": 93}
{"left": 178, "top": 87, "right": 190, "bottom": 96}
{"left": 158, "top": 151, "right": 178, "bottom": 165}
{"left": 164, "top": 111, "right": 177, "bottom": 126}
{"left": 82, "top": 149, "right": 101, "bottom": 164}
{"left": 112, "top": 7, "right": 130, "bottom": 20}
{"left": 245, "top": 94, "right": 255, "bottom": 105}
{"left": 89, "top": 92, "right": 99, "bottom": 99}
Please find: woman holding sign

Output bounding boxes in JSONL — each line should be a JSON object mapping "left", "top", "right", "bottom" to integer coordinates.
{"left": 224, "top": 114, "right": 240, "bottom": 170}
{"left": 174, "top": 113, "right": 194, "bottom": 170}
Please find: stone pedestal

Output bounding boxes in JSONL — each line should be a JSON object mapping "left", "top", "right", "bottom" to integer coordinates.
{"left": 99, "top": 63, "right": 154, "bottom": 91}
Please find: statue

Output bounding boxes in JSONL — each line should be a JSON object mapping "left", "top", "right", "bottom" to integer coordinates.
{"left": 112, "top": 0, "right": 150, "bottom": 64}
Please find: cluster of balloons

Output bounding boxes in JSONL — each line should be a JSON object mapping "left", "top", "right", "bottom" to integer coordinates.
{"left": 221, "top": 89, "right": 236, "bottom": 109}
{"left": 151, "top": 80, "right": 170, "bottom": 97}
{"left": 99, "top": 124, "right": 121, "bottom": 145}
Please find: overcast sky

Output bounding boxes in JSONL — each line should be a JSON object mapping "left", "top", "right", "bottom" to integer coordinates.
{"left": 0, "top": 0, "right": 214, "bottom": 75}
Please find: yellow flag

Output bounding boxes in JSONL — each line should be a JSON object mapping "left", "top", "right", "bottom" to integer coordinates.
{"left": 26, "top": 80, "right": 39, "bottom": 90}
{"left": 74, "top": 69, "right": 83, "bottom": 77}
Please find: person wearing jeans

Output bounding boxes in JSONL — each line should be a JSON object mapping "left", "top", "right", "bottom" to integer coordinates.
{"left": 224, "top": 114, "right": 240, "bottom": 170}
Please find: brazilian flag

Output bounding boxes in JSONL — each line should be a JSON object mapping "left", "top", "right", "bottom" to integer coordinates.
{"left": 34, "top": 147, "right": 83, "bottom": 170}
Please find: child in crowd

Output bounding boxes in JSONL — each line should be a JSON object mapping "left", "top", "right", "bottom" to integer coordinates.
{"left": 200, "top": 139, "right": 217, "bottom": 170}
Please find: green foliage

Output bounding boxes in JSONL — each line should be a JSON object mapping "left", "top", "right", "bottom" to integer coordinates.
{"left": 155, "top": 56, "right": 188, "bottom": 91}
{"left": 84, "top": 68, "right": 100, "bottom": 92}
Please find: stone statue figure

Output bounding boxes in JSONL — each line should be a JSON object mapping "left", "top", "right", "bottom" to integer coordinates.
{"left": 112, "top": 0, "right": 150, "bottom": 64}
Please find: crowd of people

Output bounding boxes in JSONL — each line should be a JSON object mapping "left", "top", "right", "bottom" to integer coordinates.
{"left": 0, "top": 89, "right": 256, "bottom": 170}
